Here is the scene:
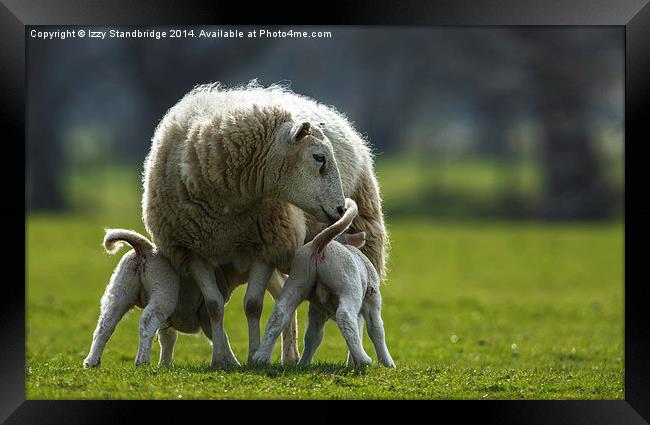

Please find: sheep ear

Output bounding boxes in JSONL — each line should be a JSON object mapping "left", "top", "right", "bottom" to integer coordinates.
{"left": 293, "top": 122, "right": 312, "bottom": 141}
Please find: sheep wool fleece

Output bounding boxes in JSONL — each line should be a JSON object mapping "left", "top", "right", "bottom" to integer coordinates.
{"left": 142, "top": 82, "right": 388, "bottom": 279}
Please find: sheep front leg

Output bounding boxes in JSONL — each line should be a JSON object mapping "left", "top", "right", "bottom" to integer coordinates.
{"left": 244, "top": 261, "right": 274, "bottom": 363}
{"left": 267, "top": 271, "right": 300, "bottom": 365}
{"left": 253, "top": 275, "right": 311, "bottom": 365}
{"left": 297, "top": 303, "right": 328, "bottom": 366}
{"left": 190, "top": 258, "right": 239, "bottom": 368}
{"left": 158, "top": 327, "right": 178, "bottom": 368}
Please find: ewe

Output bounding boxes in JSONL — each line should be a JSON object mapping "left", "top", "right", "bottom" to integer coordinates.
{"left": 142, "top": 83, "right": 388, "bottom": 367}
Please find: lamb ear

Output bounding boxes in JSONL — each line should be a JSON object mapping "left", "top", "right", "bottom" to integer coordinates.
{"left": 344, "top": 232, "right": 366, "bottom": 249}
{"left": 293, "top": 122, "right": 312, "bottom": 141}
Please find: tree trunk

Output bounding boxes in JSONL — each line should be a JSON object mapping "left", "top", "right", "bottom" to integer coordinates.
{"left": 520, "top": 29, "right": 615, "bottom": 220}
{"left": 536, "top": 92, "right": 613, "bottom": 219}
{"left": 27, "top": 41, "right": 65, "bottom": 211}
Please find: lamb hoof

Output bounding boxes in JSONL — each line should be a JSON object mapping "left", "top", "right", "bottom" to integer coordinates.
{"left": 83, "top": 358, "right": 100, "bottom": 368}
{"left": 134, "top": 358, "right": 150, "bottom": 367}
{"left": 382, "top": 360, "right": 396, "bottom": 369}
{"left": 250, "top": 352, "right": 271, "bottom": 366}
{"left": 351, "top": 355, "right": 372, "bottom": 368}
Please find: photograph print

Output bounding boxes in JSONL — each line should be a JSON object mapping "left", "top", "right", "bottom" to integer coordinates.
{"left": 26, "top": 25, "right": 624, "bottom": 400}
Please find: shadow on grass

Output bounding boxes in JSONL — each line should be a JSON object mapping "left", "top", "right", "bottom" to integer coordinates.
{"left": 176, "top": 361, "right": 370, "bottom": 377}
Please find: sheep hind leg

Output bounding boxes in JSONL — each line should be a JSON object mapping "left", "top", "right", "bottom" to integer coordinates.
{"left": 214, "top": 265, "right": 239, "bottom": 365}
{"left": 267, "top": 270, "right": 300, "bottom": 366}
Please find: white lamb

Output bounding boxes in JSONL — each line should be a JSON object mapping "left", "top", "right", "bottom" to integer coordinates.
{"left": 83, "top": 229, "right": 256, "bottom": 368}
{"left": 83, "top": 227, "right": 364, "bottom": 368}
{"left": 252, "top": 199, "right": 395, "bottom": 368}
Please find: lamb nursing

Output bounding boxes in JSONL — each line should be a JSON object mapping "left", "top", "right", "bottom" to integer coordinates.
{"left": 252, "top": 198, "right": 396, "bottom": 368}
{"left": 142, "top": 83, "right": 388, "bottom": 367}
{"left": 83, "top": 229, "right": 278, "bottom": 369}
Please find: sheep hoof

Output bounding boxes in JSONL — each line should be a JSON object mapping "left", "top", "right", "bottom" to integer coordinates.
{"left": 281, "top": 348, "right": 300, "bottom": 366}
{"left": 210, "top": 356, "right": 240, "bottom": 370}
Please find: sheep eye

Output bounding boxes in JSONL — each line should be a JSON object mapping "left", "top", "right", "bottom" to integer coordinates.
{"left": 313, "top": 154, "right": 325, "bottom": 163}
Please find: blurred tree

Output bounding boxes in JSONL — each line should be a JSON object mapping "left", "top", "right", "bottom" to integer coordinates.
{"left": 27, "top": 40, "right": 65, "bottom": 210}
{"left": 25, "top": 27, "right": 622, "bottom": 219}
{"left": 516, "top": 28, "right": 620, "bottom": 219}
{"left": 128, "top": 37, "right": 270, "bottom": 162}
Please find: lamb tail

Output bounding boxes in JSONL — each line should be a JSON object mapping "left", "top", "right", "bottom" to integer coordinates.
{"left": 103, "top": 229, "right": 154, "bottom": 257}
{"left": 311, "top": 198, "right": 358, "bottom": 256}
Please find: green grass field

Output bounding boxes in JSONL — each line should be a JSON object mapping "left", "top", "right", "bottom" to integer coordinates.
{"left": 26, "top": 160, "right": 624, "bottom": 399}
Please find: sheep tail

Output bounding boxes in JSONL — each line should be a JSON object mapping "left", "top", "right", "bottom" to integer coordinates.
{"left": 312, "top": 198, "right": 358, "bottom": 257}
{"left": 103, "top": 229, "right": 154, "bottom": 257}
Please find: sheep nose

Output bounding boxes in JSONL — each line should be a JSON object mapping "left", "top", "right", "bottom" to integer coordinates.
{"left": 337, "top": 206, "right": 346, "bottom": 217}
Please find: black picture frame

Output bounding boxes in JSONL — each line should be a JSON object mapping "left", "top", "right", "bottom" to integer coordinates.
{"left": 5, "top": 0, "right": 650, "bottom": 423}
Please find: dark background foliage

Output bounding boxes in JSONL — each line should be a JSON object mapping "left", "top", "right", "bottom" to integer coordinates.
{"left": 27, "top": 26, "right": 623, "bottom": 220}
